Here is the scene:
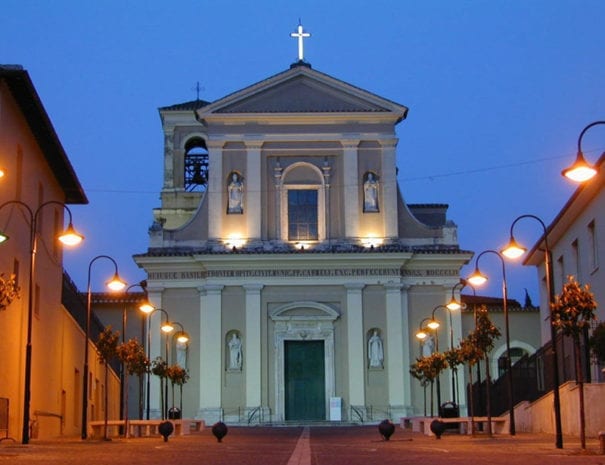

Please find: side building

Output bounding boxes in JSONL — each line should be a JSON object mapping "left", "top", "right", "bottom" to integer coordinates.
{"left": 0, "top": 65, "right": 119, "bottom": 441}
{"left": 526, "top": 154, "right": 604, "bottom": 382}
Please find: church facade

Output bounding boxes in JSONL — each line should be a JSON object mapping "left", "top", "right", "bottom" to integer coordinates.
{"left": 134, "top": 61, "right": 473, "bottom": 423}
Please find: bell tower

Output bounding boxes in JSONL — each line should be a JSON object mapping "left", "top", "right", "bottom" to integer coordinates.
{"left": 153, "top": 100, "right": 210, "bottom": 229}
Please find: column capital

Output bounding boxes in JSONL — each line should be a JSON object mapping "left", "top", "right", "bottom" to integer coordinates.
{"left": 383, "top": 281, "right": 403, "bottom": 292}
{"left": 206, "top": 140, "right": 225, "bottom": 150}
{"left": 344, "top": 282, "right": 365, "bottom": 292}
{"left": 244, "top": 140, "right": 264, "bottom": 150}
{"left": 205, "top": 284, "right": 224, "bottom": 295}
{"left": 243, "top": 283, "right": 264, "bottom": 293}
{"left": 146, "top": 285, "right": 165, "bottom": 294}
{"left": 378, "top": 138, "right": 398, "bottom": 149}
{"left": 342, "top": 139, "right": 360, "bottom": 149}
{"left": 196, "top": 286, "right": 207, "bottom": 296}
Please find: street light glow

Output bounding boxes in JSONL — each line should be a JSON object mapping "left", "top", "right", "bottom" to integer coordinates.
{"left": 446, "top": 299, "right": 462, "bottom": 311}
{"left": 467, "top": 268, "right": 488, "bottom": 286}
{"left": 562, "top": 160, "right": 597, "bottom": 182}
{"left": 501, "top": 237, "right": 526, "bottom": 259}
{"left": 161, "top": 321, "right": 174, "bottom": 333}
{"left": 561, "top": 121, "right": 604, "bottom": 183}
{"left": 106, "top": 273, "right": 127, "bottom": 291}
{"left": 58, "top": 222, "right": 85, "bottom": 246}
{"left": 139, "top": 301, "right": 154, "bottom": 313}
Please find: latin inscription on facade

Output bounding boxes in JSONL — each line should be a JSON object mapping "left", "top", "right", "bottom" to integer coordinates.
{"left": 148, "top": 268, "right": 458, "bottom": 280}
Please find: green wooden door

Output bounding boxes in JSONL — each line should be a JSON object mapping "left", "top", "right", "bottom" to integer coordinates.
{"left": 285, "top": 340, "right": 325, "bottom": 421}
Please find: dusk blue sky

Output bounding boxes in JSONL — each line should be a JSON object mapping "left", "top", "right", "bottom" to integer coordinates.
{"left": 3, "top": 1, "right": 604, "bottom": 304}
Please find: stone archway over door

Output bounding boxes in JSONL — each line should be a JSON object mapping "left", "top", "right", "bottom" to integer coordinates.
{"left": 270, "top": 301, "right": 339, "bottom": 422}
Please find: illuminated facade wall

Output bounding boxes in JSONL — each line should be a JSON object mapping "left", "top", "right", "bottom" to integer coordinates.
{"left": 136, "top": 64, "right": 473, "bottom": 422}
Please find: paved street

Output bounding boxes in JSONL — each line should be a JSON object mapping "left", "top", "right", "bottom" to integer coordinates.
{"left": 0, "top": 426, "right": 604, "bottom": 465}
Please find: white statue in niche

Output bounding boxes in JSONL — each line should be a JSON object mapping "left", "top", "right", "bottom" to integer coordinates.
{"left": 176, "top": 339, "right": 188, "bottom": 368}
{"left": 422, "top": 334, "right": 435, "bottom": 358}
{"left": 368, "top": 330, "right": 384, "bottom": 368}
{"left": 227, "top": 172, "right": 244, "bottom": 214}
{"left": 228, "top": 333, "right": 242, "bottom": 370}
{"left": 363, "top": 172, "right": 379, "bottom": 212}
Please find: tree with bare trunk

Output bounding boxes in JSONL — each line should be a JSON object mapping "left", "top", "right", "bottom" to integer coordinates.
{"left": 116, "top": 338, "right": 149, "bottom": 426}
{"left": 552, "top": 276, "right": 597, "bottom": 450}
{"left": 96, "top": 326, "right": 119, "bottom": 441}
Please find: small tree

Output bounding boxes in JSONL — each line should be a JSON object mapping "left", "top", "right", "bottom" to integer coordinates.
{"left": 552, "top": 276, "right": 597, "bottom": 450}
{"left": 410, "top": 353, "right": 448, "bottom": 417}
{"left": 472, "top": 305, "right": 501, "bottom": 436}
{"left": 151, "top": 357, "right": 168, "bottom": 419}
{"left": 444, "top": 346, "right": 465, "bottom": 404}
{"left": 116, "top": 338, "right": 149, "bottom": 422}
{"left": 96, "top": 326, "right": 119, "bottom": 440}
{"left": 459, "top": 334, "right": 482, "bottom": 434}
{"left": 410, "top": 363, "right": 431, "bottom": 416}
{"left": 166, "top": 364, "right": 189, "bottom": 416}
{"left": 0, "top": 273, "right": 20, "bottom": 311}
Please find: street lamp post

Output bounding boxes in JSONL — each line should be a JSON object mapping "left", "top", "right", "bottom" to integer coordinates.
{"left": 138, "top": 307, "right": 173, "bottom": 420}
{"left": 467, "top": 249, "right": 516, "bottom": 435}
{"left": 416, "top": 317, "right": 436, "bottom": 417}
{"left": 447, "top": 279, "right": 482, "bottom": 432}
{"left": 166, "top": 321, "right": 189, "bottom": 418}
{"left": 427, "top": 304, "right": 458, "bottom": 407}
{"left": 501, "top": 214, "right": 563, "bottom": 448}
{"left": 561, "top": 120, "right": 605, "bottom": 183}
{"left": 81, "top": 256, "right": 127, "bottom": 439}
{"left": 0, "top": 200, "right": 84, "bottom": 445}
{"left": 120, "top": 282, "right": 152, "bottom": 425}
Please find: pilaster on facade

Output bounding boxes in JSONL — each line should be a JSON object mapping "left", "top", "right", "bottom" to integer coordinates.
{"left": 379, "top": 139, "right": 399, "bottom": 239}
{"left": 245, "top": 141, "right": 263, "bottom": 241}
{"left": 146, "top": 289, "right": 165, "bottom": 418}
{"left": 207, "top": 141, "right": 224, "bottom": 239}
{"left": 199, "top": 284, "right": 223, "bottom": 417}
{"left": 244, "top": 283, "right": 264, "bottom": 408}
{"left": 273, "top": 159, "right": 283, "bottom": 239}
{"left": 399, "top": 284, "right": 412, "bottom": 411}
{"left": 383, "top": 282, "right": 407, "bottom": 410}
{"left": 162, "top": 127, "right": 175, "bottom": 189}
{"left": 342, "top": 140, "right": 360, "bottom": 239}
{"left": 344, "top": 282, "right": 365, "bottom": 407}
{"left": 322, "top": 158, "right": 332, "bottom": 240}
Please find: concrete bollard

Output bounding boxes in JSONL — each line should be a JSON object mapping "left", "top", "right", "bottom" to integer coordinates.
{"left": 599, "top": 431, "right": 605, "bottom": 455}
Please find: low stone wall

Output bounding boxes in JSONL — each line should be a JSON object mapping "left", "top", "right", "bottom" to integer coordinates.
{"left": 514, "top": 381, "right": 605, "bottom": 437}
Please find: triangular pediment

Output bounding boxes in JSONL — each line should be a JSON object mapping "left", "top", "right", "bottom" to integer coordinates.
{"left": 197, "top": 65, "right": 408, "bottom": 118}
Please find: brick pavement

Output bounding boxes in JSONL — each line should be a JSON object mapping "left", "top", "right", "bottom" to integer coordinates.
{"left": 0, "top": 426, "right": 604, "bottom": 465}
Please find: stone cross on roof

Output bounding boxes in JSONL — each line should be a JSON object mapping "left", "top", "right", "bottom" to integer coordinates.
{"left": 290, "top": 21, "right": 311, "bottom": 61}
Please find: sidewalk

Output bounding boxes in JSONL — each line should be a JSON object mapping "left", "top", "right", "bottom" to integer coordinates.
{"left": 0, "top": 426, "right": 603, "bottom": 465}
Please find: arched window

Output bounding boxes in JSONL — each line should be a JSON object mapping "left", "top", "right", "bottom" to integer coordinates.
{"left": 498, "top": 347, "right": 528, "bottom": 377}
{"left": 288, "top": 189, "right": 318, "bottom": 240}
{"left": 279, "top": 162, "right": 326, "bottom": 243}
{"left": 184, "top": 137, "right": 208, "bottom": 192}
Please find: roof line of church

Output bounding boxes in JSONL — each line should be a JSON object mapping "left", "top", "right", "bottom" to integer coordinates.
{"left": 159, "top": 64, "right": 408, "bottom": 117}
{"left": 135, "top": 244, "right": 472, "bottom": 258}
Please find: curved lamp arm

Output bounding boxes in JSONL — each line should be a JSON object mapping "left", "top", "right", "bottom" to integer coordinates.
{"left": 561, "top": 120, "right": 605, "bottom": 182}
{"left": 447, "top": 278, "right": 476, "bottom": 311}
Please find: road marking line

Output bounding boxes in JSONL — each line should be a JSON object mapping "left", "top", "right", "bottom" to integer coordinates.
{"left": 286, "top": 426, "right": 311, "bottom": 465}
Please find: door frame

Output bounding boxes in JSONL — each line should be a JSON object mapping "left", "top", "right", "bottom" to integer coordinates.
{"left": 270, "top": 301, "right": 339, "bottom": 422}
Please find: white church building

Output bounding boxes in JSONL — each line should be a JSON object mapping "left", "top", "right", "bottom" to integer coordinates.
{"left": 134, "top": 46, "right": 475, "bottom": 423}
